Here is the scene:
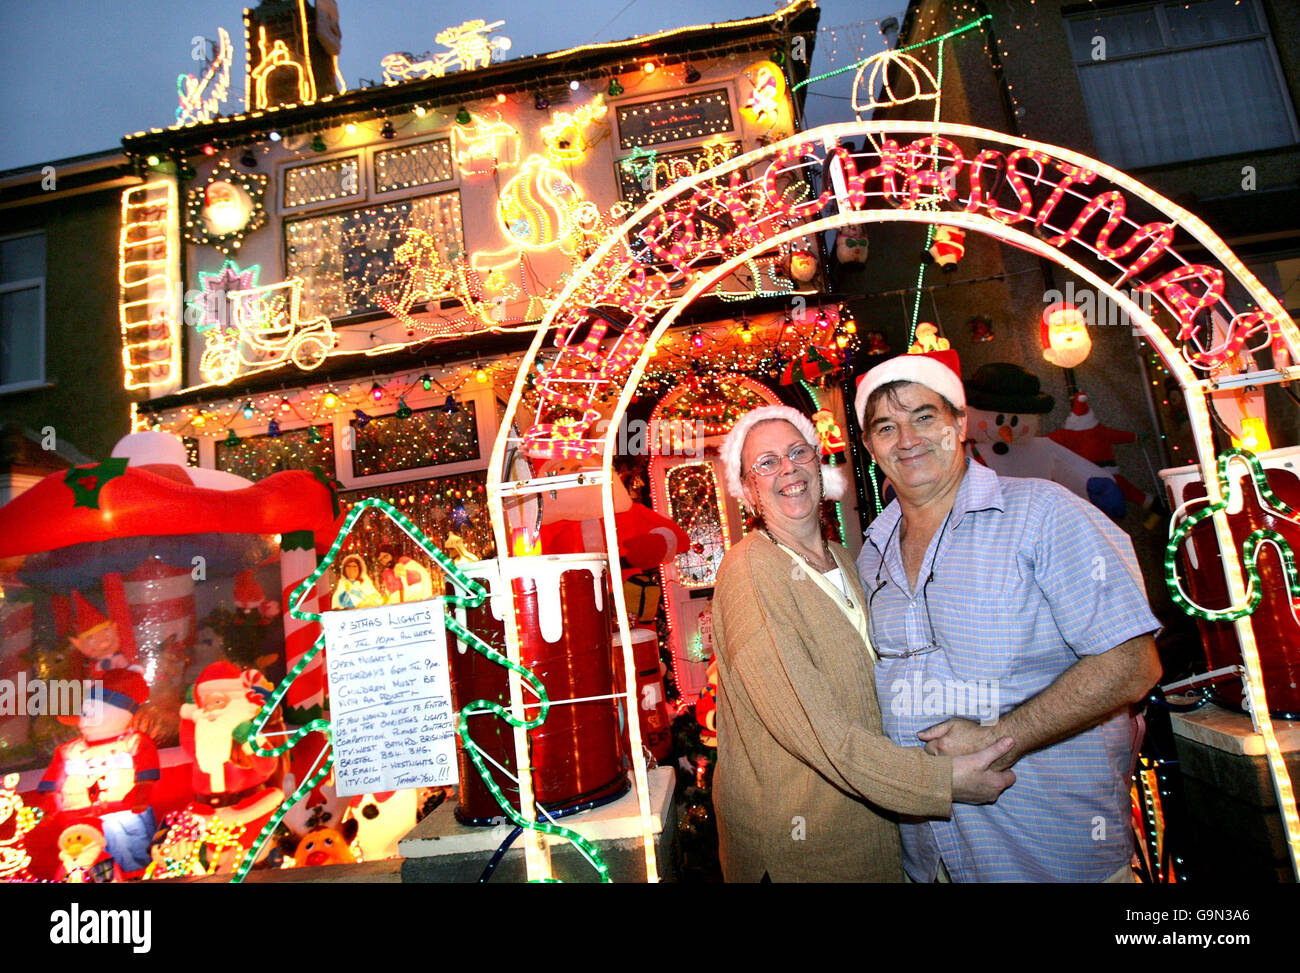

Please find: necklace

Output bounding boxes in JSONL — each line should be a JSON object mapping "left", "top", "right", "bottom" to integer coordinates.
{"left": 761, "top": 528, "right": 852, "bottom": 607}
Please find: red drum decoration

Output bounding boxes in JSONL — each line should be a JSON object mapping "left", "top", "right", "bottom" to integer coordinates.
{"left": 448, "top": 556, "right": 627, "bottom": 823}
{"left": 447, "top": 560, "right": 515, "bottom": 824}
{"left": 1162, "top": 451, "right": 1300, "bottom": 717}
{"left": 613, "top": 627, "right": 672, "bottom": 762}
{"left": 510, "top": 556, "right": 626, "bottom": 807}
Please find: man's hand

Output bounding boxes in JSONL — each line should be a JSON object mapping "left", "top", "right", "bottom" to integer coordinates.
{"left": 920, "top": 636, "right": 1161, "bottom": 772}
{"left": 919, "top": 717, "right": 994, "bottom": 758}
{"left": 951, "top": 736, "right": 1017, "bottom": 805}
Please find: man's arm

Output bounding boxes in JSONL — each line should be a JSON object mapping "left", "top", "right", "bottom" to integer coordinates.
{"left": 919, "top": 634, "right": 1161, "bottom": 771}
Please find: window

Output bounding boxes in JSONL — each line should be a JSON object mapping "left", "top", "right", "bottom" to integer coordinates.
{"left": 1066, "top": 0, "right": 1299, "bottom": 168}
{"left": 284, "top": 191, "right": 464, "bottom": 319}
{"left": 0, "top": 232, "right": 45, "bottom": 393}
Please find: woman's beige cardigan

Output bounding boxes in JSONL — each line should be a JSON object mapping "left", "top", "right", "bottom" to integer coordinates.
{"left": 711, "top": 531, "right": 954, "bottom": 882}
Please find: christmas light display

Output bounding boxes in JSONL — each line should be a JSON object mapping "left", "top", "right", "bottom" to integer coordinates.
{"left": 374, "top": 139, "right": 456, "bottom": 192}
{"left": 119, "top": 181, "right": 181, "bottom": 390}
{"left": 541, "top": 95, "right": 609, "bottom": 164}
{"left": 190, "top": 259, "right": 259, "bottom": 334}
{"left": 198, "top": 277, "right": 335, "bottom": 385}
{"left": 176, "top": 27, "right": 233, "bottom": 125}
{"left": 1165, "top": 448, "right": 1300, "bottom": 623}
{"left": 283, "top": 156, "right": 361, "bottom": 208}
{"left": 490, "top": 118, "right": 1300, "bottom": 880}
{"left": 215, "top": 423, "right": 334, "bottom": 481}
{"left": 285, "top": 192, "right": 464, "bottom": 320}
{"left": 451, "top": 112, "right": 521, "bottom": 177}
{"left": 497, "top": 155, "right": 584, "bottom": 250}
{"left": 349, "top": 399, "right": 479, "bottom": 476}
{"left": 184, "top": 159, "right": 269, "bottom": 254}
{"left": 615, "top": 91, "right": 734, "bottom": 150}
{"left": 739, "top": 61, "right": 786, "bottom": 126}
{"left": 379, "top": 19, "right": 510, "bottom": 82}
{"left": 230, "top": 496, "right": 610, "bottom": 884}
{"left": 248, "top": 24, "right": 315, "bottom": 110}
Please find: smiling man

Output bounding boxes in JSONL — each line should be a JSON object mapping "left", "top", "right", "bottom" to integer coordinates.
{"left": 853, "top": 348, "right": 1162, "bottom": 882}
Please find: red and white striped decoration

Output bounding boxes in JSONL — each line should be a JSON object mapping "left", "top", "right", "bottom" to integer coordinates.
{"left": 0, "top": 596, "right": 34, "bottom": 748}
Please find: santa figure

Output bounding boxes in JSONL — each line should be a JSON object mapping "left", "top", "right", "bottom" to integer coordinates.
{"left": 1048, "top": 391, "right": 1157, "bottom": 513}
{"left": 178, "top": 662, "right": 285, "bottom": 873}
{"left": 38, "top": 668, "right": 158, "bottom": 875}
{"left": 55, "top": 823, "right": 121, "bottom": 883}
{"left": 67, "top": 589, "right": 139, "bottom": 678}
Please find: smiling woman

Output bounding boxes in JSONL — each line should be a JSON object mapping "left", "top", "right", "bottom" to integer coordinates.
{"left": 707, "top": 403, "right": 1016, "bottom": 882}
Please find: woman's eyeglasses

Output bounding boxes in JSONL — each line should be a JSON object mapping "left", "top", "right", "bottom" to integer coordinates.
{"left": 749, "top": 442, "right": 818, "bottom": 477}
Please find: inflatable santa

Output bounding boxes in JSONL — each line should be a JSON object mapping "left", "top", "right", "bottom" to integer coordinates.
{"left": 176, "top": 662, "right": 285, "bottom": 873}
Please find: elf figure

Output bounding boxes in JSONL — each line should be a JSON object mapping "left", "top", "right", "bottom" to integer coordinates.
{"left": 67, "top": 589, "right": 139, "bottom": 678}
{"left": 38, "top": 668, "right": 158, "bottom": 875}
{"left": 964, "top": 363, "right": 1126, "bottom": 521}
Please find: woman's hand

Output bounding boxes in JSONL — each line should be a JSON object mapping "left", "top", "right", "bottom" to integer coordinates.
{"left": 950, "top": 736, "right": 1017, "bottom": 805}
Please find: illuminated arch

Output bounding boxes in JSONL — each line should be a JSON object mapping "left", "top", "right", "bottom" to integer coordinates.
{"left": 488, "top": 121, "right": 1300, "bottom": 882}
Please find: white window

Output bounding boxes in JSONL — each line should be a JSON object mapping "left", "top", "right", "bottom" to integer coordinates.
{"left": 1066, "top": 0, "right": 1299, "bottom": 168}
{"left": 0, "top": 232, "right": 45, "bottom": 393}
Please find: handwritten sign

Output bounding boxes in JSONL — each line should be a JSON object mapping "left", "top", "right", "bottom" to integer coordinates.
{"left": 321, "top": 600, "right": 458, "bottom": 797}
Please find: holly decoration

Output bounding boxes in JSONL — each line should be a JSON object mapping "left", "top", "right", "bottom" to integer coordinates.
{"left": 63, "top": 458, "right": 128, "bottom": 510}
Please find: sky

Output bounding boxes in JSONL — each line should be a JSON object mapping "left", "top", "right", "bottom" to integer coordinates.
{"left": 0, "top": 0, "right": 903, "bottom": 172}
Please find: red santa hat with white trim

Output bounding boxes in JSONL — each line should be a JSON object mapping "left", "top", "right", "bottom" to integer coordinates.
{"left": 721, "top": 405, "right": 847, "bottom": 503}
{"left": 853, "top": 348, "right": 965, "bottom": 427}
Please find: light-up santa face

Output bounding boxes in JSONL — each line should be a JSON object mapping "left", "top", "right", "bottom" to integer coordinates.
{"left": 202, "top": 180, "right": 252, "bottom": 236}
{"left": 71, "top": 623, "right": 119, "bottom": 661}
{"left": 59, "top": 825, "right": 105, "bottom": 864}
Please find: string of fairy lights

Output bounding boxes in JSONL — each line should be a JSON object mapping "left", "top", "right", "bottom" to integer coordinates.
{"left": 136, "top": 358, "right": 515, "bottom": 443}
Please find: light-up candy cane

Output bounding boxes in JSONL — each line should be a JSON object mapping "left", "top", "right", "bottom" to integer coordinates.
{"left": 230, "top": 496, "right": 610, "bottom": 883}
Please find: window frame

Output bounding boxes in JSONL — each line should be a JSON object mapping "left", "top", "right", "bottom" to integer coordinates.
{"left": 0, "top": 230, "right": 47, "bottom": 395}
{"left": 1066, "top": 0, "right": 1300, "bottom": 167}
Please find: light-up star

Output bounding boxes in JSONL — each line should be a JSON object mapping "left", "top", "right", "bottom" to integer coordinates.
{"left": 192, "top": 260, "right": 260, "bottom": 333}
{"left": 620, "top": 147, "right": 658, "bottom": 186}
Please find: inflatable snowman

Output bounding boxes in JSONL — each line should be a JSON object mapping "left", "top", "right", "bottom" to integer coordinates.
{"left": 963, "top": 363, "right": 1126, "bottom": 520}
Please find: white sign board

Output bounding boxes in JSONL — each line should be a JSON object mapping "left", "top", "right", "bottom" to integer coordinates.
{"left": 321, "top": 600, "right": 458, "bottom": 798}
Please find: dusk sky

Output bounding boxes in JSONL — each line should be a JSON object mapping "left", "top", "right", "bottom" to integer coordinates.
{"left": 0, "top": 0, "right": 902, "bottom": 172}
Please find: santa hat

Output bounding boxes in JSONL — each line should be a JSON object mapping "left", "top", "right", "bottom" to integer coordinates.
{"left": 88, "top": 668, "right": 150, "bottom": 713}
{"left": 854, "top": 348, "right": 965, "bottom": 427}
{"left": 71, "top": 591, "right": 111, "bottom": 636}
{"left": 190, "top": 661, "right": 271, "bottom": 707}
{"left": 233, "top": 570, "right": 265, "bottom": 610}
{"left": 721, "top": 405, "right": 847, "bottom": 503}
{"left": 1063, "top": 392, "right": 1098, "bottom": 431}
